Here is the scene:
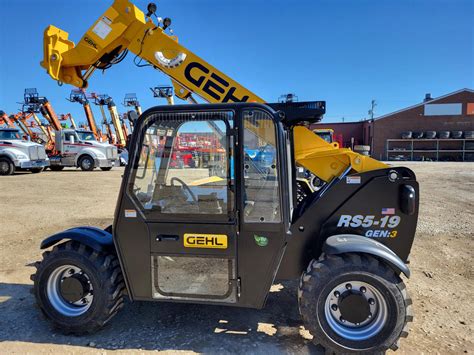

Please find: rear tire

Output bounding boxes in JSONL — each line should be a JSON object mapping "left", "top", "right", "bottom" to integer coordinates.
{"left": 298, "top": 253, "right": 412, "bottom": 353}
{"left": 100, "top": 167, "right": 112, "bottom": 171}
{"left": 0, "top": 157, "right": 15, "bottom": 175}
{"left": 79, "top": 155, "right": 95, "bottom": 171}
{"left": 50, "top": 166, "right": 65, "bottom": 171}
{"left": 31, "top": 167, "right": 44, "bottom": 174}
{"left": 31, "top": 241, "right": 125, "bottom": 334}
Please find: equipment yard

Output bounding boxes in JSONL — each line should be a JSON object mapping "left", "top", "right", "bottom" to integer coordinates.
{"left": 0, "top": 162, "right": 472, "bottom": 354}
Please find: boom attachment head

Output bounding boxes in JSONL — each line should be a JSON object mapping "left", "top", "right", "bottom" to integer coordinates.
{"left": 151, "top": 86, "right": 175, "bottom": 105}
{"left": 22, "top": 88, "right": 48, "bottom": 114}
{"left": 150, "top": 86, "right": 173, "bottom": 99}
{"left": 68, "top": 89, "right": 89, "bottom": 105}
{"left": 123, "top": 93, "right": 140, "bottom": 107}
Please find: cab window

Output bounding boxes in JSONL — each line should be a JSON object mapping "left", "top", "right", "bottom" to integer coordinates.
{"left": 130, "top": 111, "right": 234, "bottom": 218}
{"left": 242, "top": 110, "right": 281, "bottom": 223}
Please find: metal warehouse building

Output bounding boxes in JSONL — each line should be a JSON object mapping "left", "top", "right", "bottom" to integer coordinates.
{"left": 313, "top": 88, "right": 474, "bottom": 161}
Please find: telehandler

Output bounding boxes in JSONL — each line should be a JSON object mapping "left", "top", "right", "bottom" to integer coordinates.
{"left": 32, "top": 1, "right": 418, "bottom": 353}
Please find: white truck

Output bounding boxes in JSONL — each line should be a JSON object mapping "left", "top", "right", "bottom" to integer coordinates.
{"left": 0, "top": 128, "right": 50, "bottom": 175}
{"left": 49, "top": 129, "right": 118, "bottom": 171}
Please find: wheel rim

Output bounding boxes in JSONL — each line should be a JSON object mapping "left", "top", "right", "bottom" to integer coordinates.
{"left": 46, "top": 265, "right": 93, "bottom": 316}
{"left": 324, "top": 281, "right": 388, "bottom": 341}
{"left": 82, "top": 158, "right": 92, "bottom": 170}
{"left": 0, "top": 161, "right": 9, "bottom": 173}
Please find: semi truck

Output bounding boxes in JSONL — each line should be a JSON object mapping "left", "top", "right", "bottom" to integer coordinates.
{"left": 0, "top": 128, "right": 49, "bottom": 175}
{"left": 48, "top": 128, "right": 118, "bottom": 171}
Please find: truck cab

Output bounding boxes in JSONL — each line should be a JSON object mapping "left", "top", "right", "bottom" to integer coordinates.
{"left": 0, "top": 128, "right": 49, "bottom": 175}
{"left": 49, "top": 129, "right": 118, "bottom": 171}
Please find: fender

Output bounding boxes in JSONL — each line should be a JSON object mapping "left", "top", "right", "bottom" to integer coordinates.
{"left": 0, "top": 151, "right": 16, "bottom": 162}
{"left": 40, "top": 226, "right": 113, "bottom": 252}
{"left": 75, "top": 147, "right": 103, "bottom": 165}
{"left": 322, "top": 234, "right": 410, "bottom": 278}
{"left": 0, "top": 148, "right": 22, "bottom": 161}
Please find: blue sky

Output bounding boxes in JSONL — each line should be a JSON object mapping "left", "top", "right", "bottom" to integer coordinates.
{"left": 0, "top": 0, "right": 472, "bottom": 126}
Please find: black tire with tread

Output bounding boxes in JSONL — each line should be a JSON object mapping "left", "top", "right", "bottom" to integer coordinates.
{"left": 0, "top": 157, "right": 15, "bottom": 175}
{"left": 78, "top": 155, "right": 95, "bottom": 171}
{"left": 100, "top": 167, "right": 113, "bottom": 171}
{"left": 298, "top": 253, "right": 413, "bottom": 353}
{"left": 31, "top": 167, "right": 44, "bottom": 174}
{"left": 50, "top": 166, "right": 65, "bottom": 171}
{"left": 31, "top": 241, "right": 125, "bottom": 334}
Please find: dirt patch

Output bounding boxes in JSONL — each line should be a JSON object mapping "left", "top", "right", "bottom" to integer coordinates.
{"left": 0, "top": 163, "right": 473, "bottom": 354}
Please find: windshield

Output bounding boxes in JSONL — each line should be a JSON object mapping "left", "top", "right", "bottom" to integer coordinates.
{"left": 76, "top": 131, "right": 96, "bottom": 141}
{"left": 0, "top": 130, "right": 21, "bottom": 140}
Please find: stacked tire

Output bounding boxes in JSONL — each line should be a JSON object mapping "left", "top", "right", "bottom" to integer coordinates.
{"left": 464, "top": 131, "right": 474, "bottom": 139}
{"left": 437, "top": 131, "right": 450, "bottom": 139}
{"left": 354, "top": 145, "right": 371, "bottom": 156}
{"left": 424, "top": 131, "right": 436, "bottom": 139}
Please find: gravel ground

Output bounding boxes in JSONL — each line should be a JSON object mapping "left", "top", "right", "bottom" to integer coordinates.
{"left": 0, "top": 162, "right": 473, "bottom": 354}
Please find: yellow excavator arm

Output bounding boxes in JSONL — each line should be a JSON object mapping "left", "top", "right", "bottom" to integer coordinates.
{"left": 40, "top": 0, "right": 387, "bottom": 181}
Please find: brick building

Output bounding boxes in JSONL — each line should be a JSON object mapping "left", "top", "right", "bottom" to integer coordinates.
{"left": 312, "top": 88, "right": 474, "bottom": 161}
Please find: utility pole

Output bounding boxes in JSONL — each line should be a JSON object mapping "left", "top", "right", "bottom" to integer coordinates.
{"left": 368, "top": 99, "right": 377, "bottom": 120}
{"left": 368, "top": 99, "right": 377, "bottom": 157}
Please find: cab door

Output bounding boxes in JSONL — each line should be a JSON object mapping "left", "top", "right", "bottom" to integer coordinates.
{"left": 236, "top": 108, "right": 289, "bottom": 308}
{"left": 122, "top": 108, "right": 238, "bottom": 304}
{"left": 62, "top": 131, "right": 80, "bottom": 164}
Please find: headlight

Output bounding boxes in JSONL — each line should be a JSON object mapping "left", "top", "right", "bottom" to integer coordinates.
{"left": 96, "top": 153, "right": 106, "bottom": 159}
{"left": 15, "top": 153, "right": 28, "bottom": 159}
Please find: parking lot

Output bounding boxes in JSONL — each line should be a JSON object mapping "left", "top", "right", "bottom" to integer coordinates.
{"left": 0, "top": 163, "right": 472, "bottom": 354}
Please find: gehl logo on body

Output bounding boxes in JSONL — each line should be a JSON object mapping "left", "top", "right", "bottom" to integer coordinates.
{"left": 184, "top": 233, "right": 228, "bottom": 249}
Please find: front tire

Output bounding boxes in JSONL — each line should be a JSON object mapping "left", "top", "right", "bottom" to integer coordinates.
{"left": 31, "top": 241, "right": 125, "bottom": 334}
{"left": 0, "top": 157, "right": 15, "bottom": 175}
{"left": 298, "top": 253, "right": 412, "bottom": 353}
{"left": 79, "top": 155, "right": 95, "bottom": 171}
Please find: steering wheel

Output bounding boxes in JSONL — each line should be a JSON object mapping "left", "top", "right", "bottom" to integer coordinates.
{"left": 170, "top": 177, "right": 198, "bottom": 203}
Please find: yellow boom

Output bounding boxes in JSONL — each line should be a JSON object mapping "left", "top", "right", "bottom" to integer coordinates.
{"left": 40, "top": 0, "right": 387, "bottom": 182}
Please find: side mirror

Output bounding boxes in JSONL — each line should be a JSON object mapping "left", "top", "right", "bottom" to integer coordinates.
{"left": 127, "top": 110, "right": 139, "bottom": 123}
{"left": 69, "top": 135, "right": 75, "bottom": 144}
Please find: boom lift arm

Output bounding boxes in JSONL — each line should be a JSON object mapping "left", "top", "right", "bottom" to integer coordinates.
{"left": 91, "top": 93, "right": 117, "bottom": 145}
{"left": 11, "top": 113, "right": 35, "bottom": 139}
{"left": 40, "top": 0, "right": 387, "bottom": 181}
{"left": 0, "top": 111, "right": 16, "bottom": 128}
{"left": 123, "top": 93, "right": 142, "bottom": 130}
{"left": 68, "top": 89, "right": 102, "bottom": 140}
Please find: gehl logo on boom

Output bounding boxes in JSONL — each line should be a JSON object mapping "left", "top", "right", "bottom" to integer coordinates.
{"left": 83, "top": 37, "right": 98, "bottom": 49}
{"left": 184, "top": 62, "right": 250, "bottom": 103}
